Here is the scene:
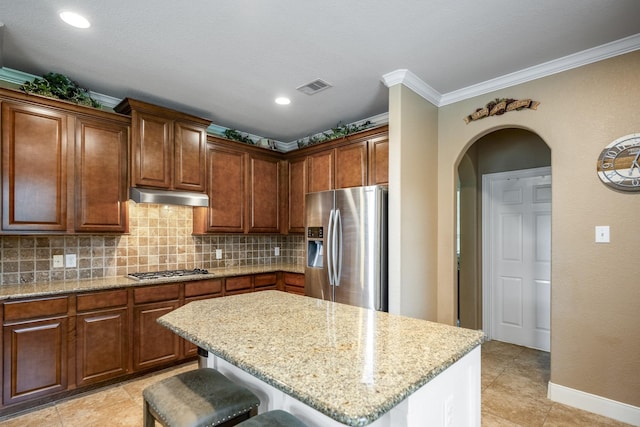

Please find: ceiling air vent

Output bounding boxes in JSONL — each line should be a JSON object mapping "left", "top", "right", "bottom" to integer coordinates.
{"left": 296, "top": 79, "right": 332, "bottom": 95}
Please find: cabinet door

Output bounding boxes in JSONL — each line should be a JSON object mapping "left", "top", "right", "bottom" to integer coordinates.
{"left": 336, "top": 141, "right": 368, "bottom": 188}
{"left": 283, "top": 272, "right": 305, "bottom": 295}
{"left": 1, "top": 101, "right": 69, "bottom": 232}
{"left": 307, "top": 150, "right": 334, "bottom": 193}
{"left": 287, "top": 157, "right": 307, "bottom": 233}
{"left": 174, "top": 121, "right": 207, "bottom": 192}
{"left": 74, "top": 116, "right": 129, "bottom": 232}
{"left": 133, "top": 300, "right": 181, "bottom": 371}
{"left": 132, "top": 111, "right": 172, "bottom": 189}
{"left": 368, "top": 135, "right": 389, "bottom": 186}
{"left": 3, "top": 318, "right": 68, "bottom": 405}
{"left": 76, "top": 307, "right": 129, "bottom": 386}
{"left": 247, "top": 154, "right": 280, "bottom": 233}
{"left": 197, "top": 144, "right": 246, "bottom": 233}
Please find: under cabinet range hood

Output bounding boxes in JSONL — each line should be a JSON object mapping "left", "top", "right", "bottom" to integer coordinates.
{"left": 129, "top": 187, "right": 209, "bottom": 207}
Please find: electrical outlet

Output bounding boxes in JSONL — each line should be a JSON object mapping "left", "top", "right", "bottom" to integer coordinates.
{"left": 274, "top": 247, "right": 280, "bottom": 256}
{"left": 53, "top": 255, "right": 64, "bottom": 268}
{"left": 215, "top": 249, "right": 222, "bottom": 260}
{"left": 65, "top": 254, "right": 77, "bottom": 268}
{"left": 595, "top": 225, "right": 610, "bottom": 243}
{"left": 444, "top": 395, "right": 454, "bottom": 427}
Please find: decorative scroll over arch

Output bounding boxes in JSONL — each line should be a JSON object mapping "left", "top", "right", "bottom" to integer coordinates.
{"left": 464, "top": 98, "right": 540, "bottom": 124}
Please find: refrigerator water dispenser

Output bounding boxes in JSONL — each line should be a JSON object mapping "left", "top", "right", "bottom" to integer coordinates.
{"left": 307, "top": 227, "right": 324, "bottom": 268}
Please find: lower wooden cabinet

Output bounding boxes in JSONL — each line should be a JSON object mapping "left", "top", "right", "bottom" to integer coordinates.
{"left": 2, "top": 296, "right": 69, "bottom": 406}
{"left": 283, "top": 272, "right": 305, "bottom": 295}
{"left": 133, "top": 284, "right": 181, "bottom": 371}
{"left": 76, "top": 289, "right": 129, "bottom": 386}
{"left": 0, "top": 273, "right": 303, "bottom": 413}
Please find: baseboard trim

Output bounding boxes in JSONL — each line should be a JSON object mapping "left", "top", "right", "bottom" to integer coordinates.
{"left": 548, "top": 382, "right": 640, "bottom": 426}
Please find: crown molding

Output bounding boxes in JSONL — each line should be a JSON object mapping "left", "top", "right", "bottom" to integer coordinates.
{"left": 439, "top": 33, "right": 640, "bottom": 106}
{"left": 381, "top": 69, "right": 441, "bottom": 106}
{"left": 382, "top": 33, "right": 640, "bottom": 107}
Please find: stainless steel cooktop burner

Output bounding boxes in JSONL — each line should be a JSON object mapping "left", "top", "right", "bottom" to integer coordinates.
{"left": 127, "top": 268, "right": 209, "bottom": 281}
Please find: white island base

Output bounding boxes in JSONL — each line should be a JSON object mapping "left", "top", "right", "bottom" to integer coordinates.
{"left": 207, "top": 346, "right": 480, "bottom": 427}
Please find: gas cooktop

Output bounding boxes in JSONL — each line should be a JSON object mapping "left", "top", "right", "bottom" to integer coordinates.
{"left": 127, "top": 268, "right": 209, "bottom": 281}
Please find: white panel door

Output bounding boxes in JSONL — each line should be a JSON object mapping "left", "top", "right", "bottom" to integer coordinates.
{"left": 483, "top": 168, "right": 551, "bottom": 351}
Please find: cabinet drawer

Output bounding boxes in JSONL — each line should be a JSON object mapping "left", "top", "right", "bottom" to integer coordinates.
{"left": 283, "top": 273, "right": 304, "bottom": 287}
{"left": 4, "top": 296, "right": 69, "bottom": 322}
{"left": 225, "top": 276, "right": 252, "bottom": 292}
{"left": 254, "top": 273, "right": 277, "bottom": 288}
{"left": 77, "top": 289, "right": 128, "bottom": 312}
{"left": 185, "top": 279, "right": 223, "bottom": 297}
{"left": 134, "top": 284, "right": 180, "bottom": 304}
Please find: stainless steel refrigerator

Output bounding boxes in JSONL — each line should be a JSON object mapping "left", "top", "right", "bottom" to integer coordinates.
{"left": 305, "top": 185, "right": 388, "bottom": 311}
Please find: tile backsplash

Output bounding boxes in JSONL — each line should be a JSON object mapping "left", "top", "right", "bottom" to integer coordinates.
{"left": 0, "top": 202, "right": 305, "bottom": 285}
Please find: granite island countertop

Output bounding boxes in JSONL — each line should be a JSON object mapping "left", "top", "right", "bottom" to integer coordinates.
{"left": 158, "top": 291, "right": 485, "bottom": 426}
{"left": 0, "top": 264, "right": 303, "bottom": 300}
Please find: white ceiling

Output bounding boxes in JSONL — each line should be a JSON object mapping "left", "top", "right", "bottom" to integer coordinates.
{"left": 1, "top": 1, "right": 639, "bottom": 142}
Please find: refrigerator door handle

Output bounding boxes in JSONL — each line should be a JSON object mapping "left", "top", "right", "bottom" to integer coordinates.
{"left": 327, "top": 209, "right": 335, "bottom": 286}
{"left": 334, "top": 209, "right": 343, "bottom": 286}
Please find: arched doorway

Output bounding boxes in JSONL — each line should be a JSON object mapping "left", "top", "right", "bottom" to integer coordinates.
{"left": 457, "top": 128, "right": 551, "bottom": 348}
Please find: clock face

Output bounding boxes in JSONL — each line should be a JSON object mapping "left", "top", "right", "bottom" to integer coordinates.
{"left": 597, "top": 133, "right": 640, "bottom": 192}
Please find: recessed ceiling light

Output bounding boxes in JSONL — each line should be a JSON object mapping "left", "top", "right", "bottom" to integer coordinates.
{"left": 275, "top": 97, "right": 291, "bottom": 105}
{"left": 59, "top": 11, "right": 91, "bottom": 29}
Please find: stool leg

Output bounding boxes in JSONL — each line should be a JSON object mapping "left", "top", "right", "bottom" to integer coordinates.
{"left": 143, "top": 399, "right": 156, "bottom": 427}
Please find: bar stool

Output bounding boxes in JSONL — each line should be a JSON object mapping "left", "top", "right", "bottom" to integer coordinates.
{"left": 236, "top": 410, "right": 308, "bottom": 427}
{"left": 143, "top": 368, "right": 260, "bottom": 427}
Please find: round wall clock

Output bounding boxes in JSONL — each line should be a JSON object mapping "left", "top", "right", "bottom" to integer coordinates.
{"left": 597, "top": 133, "right": 640, "bottom": 192}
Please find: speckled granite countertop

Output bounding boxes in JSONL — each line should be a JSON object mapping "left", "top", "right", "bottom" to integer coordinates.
{"left": 0, "top": 264, "right": 303, "bottom": 300}
{"left": 158, "top": 291, "right": 484, "bottom": 426}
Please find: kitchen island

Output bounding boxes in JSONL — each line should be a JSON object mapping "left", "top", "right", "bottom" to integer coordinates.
{"left": 158, "top": 291, "right": 484, "bottom": 427}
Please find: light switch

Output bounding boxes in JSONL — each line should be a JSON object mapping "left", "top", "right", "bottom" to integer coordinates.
{"left": 215, "top": 249, "right": 222, "bottom": 260}
{"left": 65, "top": 254, "right": 77, "bottom": 268}
{"left": 595, "top": 226, "right": 610, "bottom": 243}
{"left": 274, "top": 247, "right": 280, "bottom": 256}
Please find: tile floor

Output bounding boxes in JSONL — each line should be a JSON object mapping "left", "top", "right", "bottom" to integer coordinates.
{"left": 0, "top": 340, "right": 632, "bottom": 426}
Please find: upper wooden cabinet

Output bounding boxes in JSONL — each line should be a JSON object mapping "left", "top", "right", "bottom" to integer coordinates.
{"left": 1, "top": 100, "right": 70, "bottom": 232}
{"left": 368, "top": 133, "right": 389, "bottom": 186}
{"left": 115, "top": 98, "right": 210, "bottom": 192}
{"left": 247, "top": 153, "right": 281, "bottom": 233}
{"left": 74, "top": 115, "right": 129, "bottom": 232}
{"left": 0, "top": 89, "right": 130, "bottom": 234}
{"left": 335, "top": 140, "right": 368, "bottom": 189}
{"left": 307, "top": 149, "right": 334, "bottom": 193}
{"left": 194, "top": 136, "right": 282, "bottom": 234}
{"left": 193, "top": 140, "right": 246, "bottom": 233}
{"left": 287, "top": 156, "right": 307, "bottom": 233}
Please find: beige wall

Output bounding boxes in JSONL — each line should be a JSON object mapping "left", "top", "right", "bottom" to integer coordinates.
{"left": 388, "top": 84, "right": 439, "bottom": 320}
{"left": 436, "top": 51, "right": 640, "bottom": 406}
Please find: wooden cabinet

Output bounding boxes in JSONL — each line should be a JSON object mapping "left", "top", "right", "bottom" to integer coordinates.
{"left": 224, "top": 275, "right": 253, "bottom": 295}
{"left": 335, "top": 140, "right": 368, "bottom": 188}
{"left": 247, "top": 154, "right": 281, "bottom": 233}
{"left": 307, "top": 149, "right": 334, "bottom": 193}
{"left": 194, "top": 137, "right": 283, "bottom": 234}
{"left": 287, "top": 156, "right": 307, "bottom": 233}
{"left": 74, "top": 115, "right": 129, "bottom": 232}
{"left": 76, "top": 289, "right": 129, "bottom": 387}
{"left": 254, "top": 273, "right": 277, "bottom": 291}
{"left": 115, "top": 98, "right": 210, "bottom": 192}
{"left": 193, "top": 141, "right": 246, "bottom": 233}
{"left": 2, "top": 296, "right": 70, "bottom": 406}
{"left": 283, "top": 273, "right": 305, "bottom": 295}
{"left": 1, "top": 100, "right": 70, "bottom": 232}
{"left": 132, "top": 284, "right": 181, "bottom": 371}
{"left": 0, "top": 89, "right": 130, "bottom": 234}
{"left": 368, "top": 134, "right": 389, "bottom": 185}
